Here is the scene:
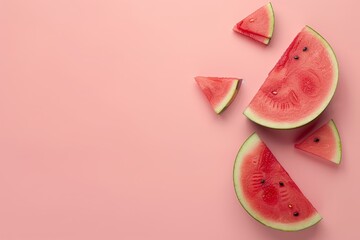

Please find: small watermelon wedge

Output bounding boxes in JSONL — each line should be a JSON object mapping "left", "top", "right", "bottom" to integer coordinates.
{"left": 195, "top": 76, "right": 242, "bottom": 114}
{"left": 295, "top": 119, "right": 342, "bottom": 164}
{"left": 244, "top": 26, "right": 339, "bottom": 129}
{"left": 233, "top": 2, "right": 275, "bottom": 45}
{"left": 233, "top": 133, "right": 322, "bottom": 231}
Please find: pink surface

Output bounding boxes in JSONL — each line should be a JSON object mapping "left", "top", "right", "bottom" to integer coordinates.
{"left": 0, "top": 0, "right": 359, "bottom": 239}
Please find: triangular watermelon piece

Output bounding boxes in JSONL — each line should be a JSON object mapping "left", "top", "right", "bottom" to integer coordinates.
{"left": 233, "top": 2, "right": 275, "bottom": 45}
{"left": 295, "top": 119, "right": 342, "bottom": 164}
{"left": 195, "top": 76, "right": 242, "bottom": 114}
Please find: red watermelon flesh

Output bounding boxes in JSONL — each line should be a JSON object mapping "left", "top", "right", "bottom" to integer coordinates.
{"left": 235, "top": 29, "right": 270, "bottom": 45}
{"left": 195, "top": 76, "right": 241, "bottom": 114}
{"left": 233, "top": 2, "right": 274, "bottom": 44}
{"left": 233, "top": 133, "right": 321, "bottom": 231}
{"left": 295, "top": 119, "right": 342, "bottom": 164}
{"left": 244, "top": 26, "right": 339, "bottom": 129}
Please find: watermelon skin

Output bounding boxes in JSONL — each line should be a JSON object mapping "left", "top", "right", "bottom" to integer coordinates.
{"left": 233, "top": 2, "right": 275, "bottom": 45}
{"left": 295, "top": 119, "right": 342, "bottom": 164}
{"left": 195, "top": 77, "right": 242, "bottom": 114}
{"left": 233, "top": 133, "right": 322, "bottom": 231}
{"left": 244, "top": 26, "right": 339, "bottom": 129}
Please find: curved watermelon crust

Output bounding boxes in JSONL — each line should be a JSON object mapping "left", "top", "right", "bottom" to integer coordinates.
{"left": 244, "top": 26, "right": 339, "bottom": 129}
{"left": 233, "top": 133, "right": 322, "bottom": 231}
{"left": 233, "top": 2, "right": 275, "bottom": 45}
{"left": 195, "top": 76, "right": 242, "bottom": 114}
{"left": 295, "top": 119, "right": 342, "bottom": 164}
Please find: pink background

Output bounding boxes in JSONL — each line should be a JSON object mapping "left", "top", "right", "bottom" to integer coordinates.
{"left": 0, "top": 0, "right": 359, "bottom": 239}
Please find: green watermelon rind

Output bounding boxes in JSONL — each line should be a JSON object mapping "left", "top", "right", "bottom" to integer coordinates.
{"left": 266, "top": 2, "right": 275, "bottom": 39}
{"left": 328, "top": 119, "right": 342, "bottom": 164}
{"left": 233, "top": 133, "right": 322, "bottom": 231}
{"left": 243, "top": 26, "right": 339, "bottom": 129}
{"left": 214, "top": 79, "right": 241, "bottom": 114}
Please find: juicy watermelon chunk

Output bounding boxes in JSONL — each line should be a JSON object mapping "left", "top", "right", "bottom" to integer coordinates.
{"left": 195, "top": 76, "right": 242, "bottom": 114}
{"left": 244, "top": 26, "right": 339, "bottom": 129}
{"left": 234, "top": 29, "right": 270, "bottom": 45}
{"left": 233, "top": 2, "right": 275, "bottom": 45}
{"left": 233, "top": 133, "right": 322, "bottom": 231}
{"left": 295, "top": 119, "right": 342, "bottom": 164}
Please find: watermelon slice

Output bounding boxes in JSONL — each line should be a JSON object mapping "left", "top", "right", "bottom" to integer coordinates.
{"left": 295, "top": 119, "right": 342, "bottom": 164}
{"left": 233, "top": 2, "right": 275, "bottom": 45}
{"left": 195, "top": 76, "right": 242, "bottom": 114}
{"left": 244, "top": 26, "right": 339, "bottom": 129}
{"left": 233, "top": 133, "right": 322, "bottom": 231}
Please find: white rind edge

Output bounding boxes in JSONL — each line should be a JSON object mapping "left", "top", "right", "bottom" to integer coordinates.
{"left": 328, "top": 119, "right": 342, "bottom": 164}
{"left": 233, "top": 133, "right": 322, "bottom": 231}
{"left": 214, "top": 79, "right": 240, "bottom": 114}
{"left": 266, "top": 2, "right": 275, "bottom": 38}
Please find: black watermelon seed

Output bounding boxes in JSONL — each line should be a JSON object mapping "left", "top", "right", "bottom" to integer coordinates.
{"left": 261, "top": 179, "right": 265, "bottom": 184}
{"left": 294, "top": 55, "right": 299, "bottom": 60}
{"left": 303, "top": 47, "right": 308, "bottom": 51}
{"left": 279, "top": 181, "right": 284, "bottom": 187}
{"left": 293, "top": 211, "right": 299, "bottom": 217}
{"left": 314, "top": 137, "right": 320, "bottom": 143}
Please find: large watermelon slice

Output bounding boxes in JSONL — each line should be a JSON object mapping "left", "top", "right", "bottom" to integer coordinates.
{"left": 195, "top": 76, "right": 242, "bottom": 114}
{"left": 244, "top": 26, "right": 339, "bottom": 129}
{"left": 233, "top": 2, "right": 275, "bottom": 45}
{"left": 295, "top": 119, "right": 342, "bottom": 164}
{"left": 233, "top": 133, "right": 322, "bottom": 231}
